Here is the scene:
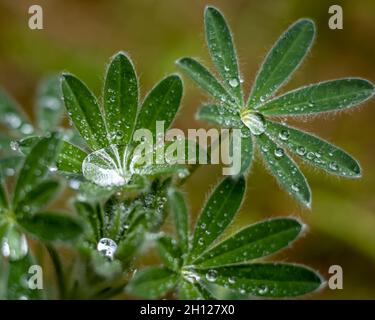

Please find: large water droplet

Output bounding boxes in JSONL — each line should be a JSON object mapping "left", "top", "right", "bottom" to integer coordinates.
{"left": 240, "top": 110, "right": 266, "bottom": 136}
{"left": 82, "top": 145, "right": 131, "bottom": 187}
{"left": 329, "top": 161, "right": 338, "bottom": 171}
{"left": 97, "top": 237, "right": 118, "bottom": 260}
{"left": 296, "top": 146, "right": 306, "bottom": 156}
{"left": 10, "top": 141, "right": 19, "bottom": 151}
{"left": 182, "top": 268, "right": 201, "bottom": 284}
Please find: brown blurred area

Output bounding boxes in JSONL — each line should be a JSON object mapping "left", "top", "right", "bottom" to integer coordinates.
{"left": 1, "top": 0, "right": 375, "bottom": 299}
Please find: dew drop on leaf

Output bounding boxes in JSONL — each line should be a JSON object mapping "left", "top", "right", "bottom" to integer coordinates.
{"left": 240, "top": 110, "right": 266, "bottom": 136}
{"left": 97, "top": 237, "right": 118, "bottom": 260}
{"left": 205, "top": 269, "right": 218, "bottom": 282}
{"left": 82, "top": 145, "right": 131, "bottom": 187}
{"left": 278, "top": 130, "right": 290, "bottom": 141}
{"left": 296, "top": 146, "right": 306, "bottom": 156}
{"left": 229, "top": 78, "right": 239, "bottom": 88}
{"left": 329, "top": 161, "right": 338, "bottom": 171}
{"left": 10, "top": 141, "right": 19, "bottom": 151}
{"left": 274, "top": 148, "right": 284, "bottom": 158}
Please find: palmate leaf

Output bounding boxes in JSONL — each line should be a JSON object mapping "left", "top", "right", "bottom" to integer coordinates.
{"left": 195, "top": 263, "right": 322, "bottom": 297}
{"left": 189, "top": 176, "right": 245, "bottom": 262}
{"left": 204, "top": 6, "right": 243, "bottom": 105}
{"left": 36, "top": 74, "right": 64, "bottom": 133}
{"left": 61, "top": 74, "right": 108, "bottom": 150}
{"left": 248, "top": 19, "right": 315, "bottom": 108}
{"left": 168, "top": 188, "right": 189, "bottom": 254}
{"left": 104, "top": 52, "right": 138, "bottom": 146}
{"left": 134, "top": 75, "right": 182, "bottom": 139}
{"left": 13, "top": 133, "right": 61, "bottom": 206}
{"left": 257, "top": 134, "right": 311, "bottom": 207}
{"left": 260, "top": 78, "right": 375, "bottom": 115}
{"left": 265, "top": 120, "right": 361, "bottom": 177}
{"left": 193, "top": 218, "right": 302, "bottom": 267}
{"left": 176, "top": 58, "right": 234, "bottom": 107}
{"left": 18, "top": 211, "right": 83, "bottom": 242}
{"left": 127, "top": 266, "right": 178, "bottom": 299}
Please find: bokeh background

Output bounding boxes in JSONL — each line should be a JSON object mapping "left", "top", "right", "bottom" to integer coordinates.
{"left": 1, "top": 0, "right": 375, "bottom": 299}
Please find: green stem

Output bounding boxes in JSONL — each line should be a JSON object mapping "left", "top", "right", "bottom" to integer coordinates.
{"left": 46, "top": 244, "right": 66, "bottom": 300}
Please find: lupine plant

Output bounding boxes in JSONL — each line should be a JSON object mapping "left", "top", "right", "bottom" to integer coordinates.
{"left": 0, "top": 5, "right": 373, "bottom": 300}
{"left": 177, "top": 6, "right": 374, "bottom": 207}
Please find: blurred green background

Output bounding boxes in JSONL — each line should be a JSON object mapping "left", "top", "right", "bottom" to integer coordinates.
{"left": 1, "top": 0, "right": 375, "bottom": 299}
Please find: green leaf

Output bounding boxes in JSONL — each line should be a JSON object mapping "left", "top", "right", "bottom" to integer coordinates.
{"left": 115, "top": 226, "right": 144, "bottom": 263}
{"left": 19, "top": 211, "right": 83, "bottom": 242}
{"left": 15, "top": 180, "right": 60, "bottom": 216}
{"left": 74, "top": 201, "right": 103, "bottom": 243}
{"left": 168, "top": 188, "right": 189, "bottom": 254}
{"left": 178, "top": 280, "right": 216, "bottom": 300}
{"left": 61, "top": 73, "right": 108, "bottom": 150}
{"left": 1, "top": 225, "right": 28, "bottom": 261}
{"left": 197, "top": 104, "right": 242, "bottom": 128}
{"left": 260, "top": 78, "right": 375, "bottom": 115}
{"left": 6, "top": 254, "right": 44, "bottom": 300}
{"left": 0, "top": 179, "right": 8, "bottom": 209}
{"left": 57, "top": 141, "right": 87, "bottom": 174}
{"left": 18, "top": 136, "right": 40, "bottom": 154}
{"left": 103, "top": 52, "right": 138, "bottom": 146}
{"left": 177, "top": 58, "right": 234, "bottom": 106}
{"left": 248, "top": 19, "right": 315, "bottom": 108}
{"left": 195, "top": 263, "right": 322, "bottom": 297}
{"left": 13, "top": 133, "right": 61, "bottom": 206}
{"left": 190, "top": 176, "right": 246, "bottom": 262}
{"left": 265, "top": 120, "right": 361, "bottom": 177}
{"left": 233, "top": 133, "right": 253, "bottom": 175}
{"left": 56, "top": 141, "right": 87, "bottom": 174}
{"left": 135, "top": 75, "right": 182, "bottom": 139}
{"left": 0, "top": 88, "right": 32, "bottom": 134}
{"left": 257, "top": 134, "right": 311, "bottom": 207}
{"left": 36, "top": 74, "right": 64, "bottom": 132}
{"left": 194, "top": 218, "right": 302, "bottom": 267}
{"left": 127, "top": 266, "right": 178, "bottom": 299}
{"left": 204, "top": 6, "right": 243, "bottom": 104}
{"left": 156, "top": 235, "right": 182, "bottom": 271}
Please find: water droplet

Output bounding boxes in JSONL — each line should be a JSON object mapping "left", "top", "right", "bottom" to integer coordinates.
{"left": 228, "top": 276, "right": 236, "bottom": 284}
{"left": 296, "top": 146, "right": 306, "bottom": 156}
{"left": 291, "top": 183, "right": 300, "bottom": 192}
{"left": 182, "top": 268, "right": 201, "bottom": 284}
{"left": 69, "top": 179, "right": 81, "bottom": 190}
{"left": 274, "top": 148, "right": 284, "bottom": 158}
{"left": 240, "top": 110, "right": 266, "bottom": 136}
{"left": 229, "top": 78, "right": 239, "bottom": 88}
{"left": 306, "top": 152, "right": 315, "bottom": 160}
{"left": 260, "top": 96, "right": 266, "bottom": 103}
{"left": 5, "top": 113, "right": 21, "bottom": 129}
{"left": 278, "top": 130, "right": 290, "bottom": 141}
{"left": 258, "top": 285, "right": 269, "bottom": 295}
{"left": 97, "top": 238, "right": 117, "bottom": 260}
{"left": 10, "top": 141, "right": 19, "bottom": 151}
{"left": 261, "top": 145, "right": 270, "bottom": 152}
{"left": 20, "top": 124, "right": 34, "bottom": 135}
{"left": 205, "top": 269, "right": 218, "bottom": 282}
{"left": 329, "top": 161, "right": 338, "bottom": 171}
{"left": 82, "top": 145, "right": 131, "bottom": 187}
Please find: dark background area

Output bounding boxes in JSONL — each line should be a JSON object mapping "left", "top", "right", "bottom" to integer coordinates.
{"left": 0, "top": 0, "right": 375, "bottom": 299}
